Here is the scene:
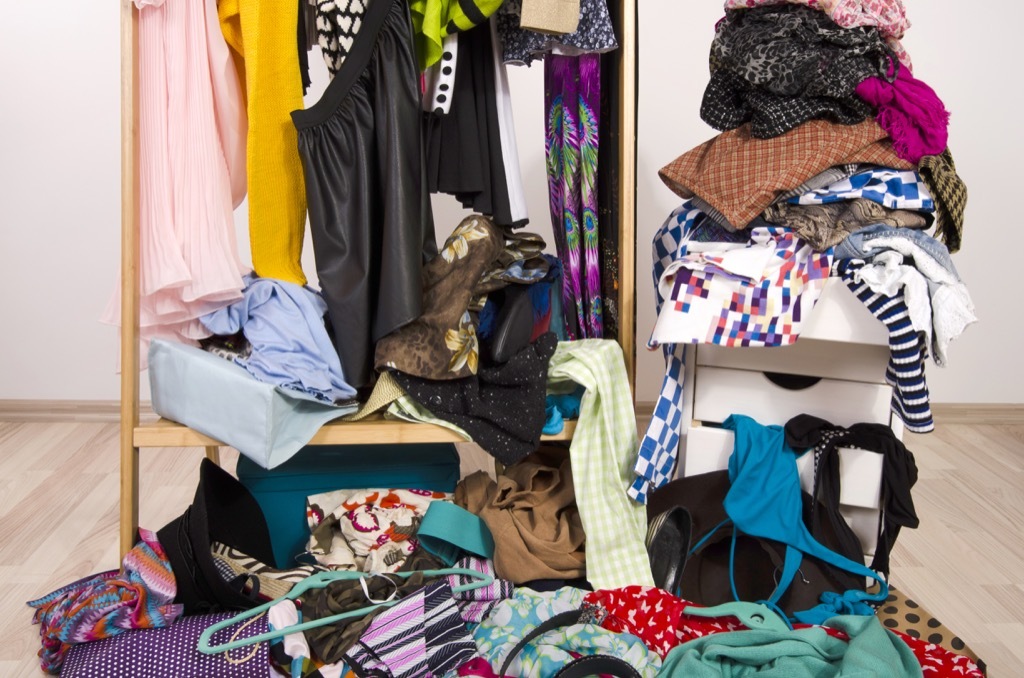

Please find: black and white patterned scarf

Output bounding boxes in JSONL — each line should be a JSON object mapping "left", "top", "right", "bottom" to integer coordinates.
{"left": 702, "top": 4, "right": 895, "bottom": 138}
{"left": 316, "top": 0, "right": 371, "bottom": 78}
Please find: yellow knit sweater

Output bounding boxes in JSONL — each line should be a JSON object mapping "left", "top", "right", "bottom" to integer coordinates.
{"left": 220, "top": 0, "right": 307, "bottom": 285}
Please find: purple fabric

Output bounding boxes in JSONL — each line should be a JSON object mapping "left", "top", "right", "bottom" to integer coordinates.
{"left": 345, "top": 580, "right": 476, "bottom": 678}
{"left": 855, "top": 65, "right": 949, "bottom": 164}
{"left": 60, "top": 612, "right": 269, "bottom": 678}
{"left": 544, "top": 54, "right": 604, "bottom": 339}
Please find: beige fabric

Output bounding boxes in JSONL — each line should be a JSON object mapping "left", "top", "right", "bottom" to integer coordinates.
{"left": 762, "top": 198, "right": 929, "bottom": 251}
{"left": 520, "top": 0, "right": 581, "bottom": 35}
{"left": 344, "top": 371, "right": 406, "bottom": 421}
{"left": 456, "top": 445, "right": 586, "bottom": 583}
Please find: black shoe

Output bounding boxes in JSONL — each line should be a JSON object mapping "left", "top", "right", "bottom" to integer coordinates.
{"left": 645, "top": 505, "right": 692, "bottom": 596}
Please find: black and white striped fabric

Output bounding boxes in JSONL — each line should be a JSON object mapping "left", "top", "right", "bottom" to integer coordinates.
{"left": 344, "top": 580, "right": 475, "bottom": 677}
{"left": 838, "top": 259, "right": 934, "bottom": 433}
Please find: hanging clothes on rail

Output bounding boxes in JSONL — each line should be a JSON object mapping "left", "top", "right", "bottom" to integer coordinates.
{"left": 292, "top": 0, "right": 436, "bottom": 390}
{"left": 101, "top": 0, "right": 248, "bottom": 354}
{"left": 546, "top": 54, "right": 604, "bottom": 339}
{"left": 220, "top": 0, "right": 309, "bottom": 285}
{"left": 496, "top": 0, "right": 618, "bottom": 66}
{"left": 423, "top": 20, "right": 529, "bottom": 229}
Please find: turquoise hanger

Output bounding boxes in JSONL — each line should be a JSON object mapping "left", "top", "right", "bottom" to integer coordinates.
{"left": 683, "top": 601, "right": 792, "bottom": 633}
{"left": 197, "top": 567, "right": 493, "bottom": 654}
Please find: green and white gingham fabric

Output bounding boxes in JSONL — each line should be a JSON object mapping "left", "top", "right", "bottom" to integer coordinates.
{"left": 548, "top": 340, "right": 654, "bottom": 590}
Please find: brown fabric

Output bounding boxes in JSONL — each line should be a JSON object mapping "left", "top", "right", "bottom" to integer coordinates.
{"left": 762, "top": 198, "right": 929, "bottom": 251}
{"left": 455, "top": 445, "right": 586, "bottom": 583}
{"left": 302, "top": 549, "right": 445, "bottom": 663}
{"left": 872, "top": 584, "right": 986, "bottom": 674}
{"left": 918, "top": 147, "right": 967, "bottom": 254}
{"left": 375, "top": 215, "right": 504, "bottom": 380}
{"left": 659, "top": 119, "right": 915, "bottom": 230}
{"left": 474, "top": 230, "right": 549, "bottom": 304}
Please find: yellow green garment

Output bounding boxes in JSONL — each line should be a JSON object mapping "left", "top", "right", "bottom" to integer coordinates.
{"left": 409, "top": 0, "right": 503, "bottom": 69}
{"left": 219, "top": 0, "right": 308, "bottom": 285}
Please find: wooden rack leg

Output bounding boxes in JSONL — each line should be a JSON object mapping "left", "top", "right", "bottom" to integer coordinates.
{"left": 119, "top": 0, "right": 141, "bottom": 558}
{"left": 205, "top": 446, "right": 221, "bottom": 466}
{"left": 120, "top": 441, "right": 140, "bottom": 555}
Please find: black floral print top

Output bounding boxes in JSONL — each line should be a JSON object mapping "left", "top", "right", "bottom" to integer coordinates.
{"left": 496, "top": 0, "right": 617, "bottom": 66}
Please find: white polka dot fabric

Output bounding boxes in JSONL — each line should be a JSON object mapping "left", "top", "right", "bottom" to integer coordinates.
{"left": 60, "top": 612, "right": 269, "bottom": 678}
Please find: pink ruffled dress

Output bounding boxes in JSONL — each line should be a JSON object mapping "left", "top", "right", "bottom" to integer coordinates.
{"left": 102, "top": 0, "right": 248, "bottom": 355}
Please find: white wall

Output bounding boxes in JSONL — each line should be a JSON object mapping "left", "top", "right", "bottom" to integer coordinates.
{"left": 0, "top": 1, "right": 1016, "bottom": 404}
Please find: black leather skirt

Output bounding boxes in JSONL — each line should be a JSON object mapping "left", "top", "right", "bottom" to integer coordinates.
{"left": 292, "top": 0, "right": 435, "bottom": 390}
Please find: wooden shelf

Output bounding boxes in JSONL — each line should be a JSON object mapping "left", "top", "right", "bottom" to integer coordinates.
{"left": 134, "top": 416, "right": 576, "bottom": 448}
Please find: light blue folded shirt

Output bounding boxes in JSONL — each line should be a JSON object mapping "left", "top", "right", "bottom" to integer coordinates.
{"left": 201, "top": 275, "right": 356, "bottom": 403}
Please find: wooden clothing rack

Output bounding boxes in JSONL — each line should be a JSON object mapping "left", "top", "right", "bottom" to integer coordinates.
{"left": 117, "top": 0, "right": 639, "bottom": 556}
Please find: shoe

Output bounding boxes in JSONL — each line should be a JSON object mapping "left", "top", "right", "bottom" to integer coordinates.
{"left": 645, "top": 505, "right": 692, "bottom": 596}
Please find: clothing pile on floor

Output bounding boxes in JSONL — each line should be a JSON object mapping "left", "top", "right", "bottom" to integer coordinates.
{"left": 632, "top": 0, "right": 976, "bottom": 507}
{"left": 28, "top": 429, "right": 985, "bottom": 677}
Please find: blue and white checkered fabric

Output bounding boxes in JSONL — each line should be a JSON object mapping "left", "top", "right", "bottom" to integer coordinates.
{"left": 789, "top": 167, "right": 935, "bottom": 212}
{"left": 630, "top": 202, "right": 705, "bottom": 503}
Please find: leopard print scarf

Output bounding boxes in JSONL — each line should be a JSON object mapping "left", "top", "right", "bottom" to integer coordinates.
{"left": 702, "top": 4, "right": 895, "bottom": 138}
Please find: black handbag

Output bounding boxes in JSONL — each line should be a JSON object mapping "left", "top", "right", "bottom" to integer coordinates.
{"left": 646, "top": 470, "right": 866, "bottom": 617}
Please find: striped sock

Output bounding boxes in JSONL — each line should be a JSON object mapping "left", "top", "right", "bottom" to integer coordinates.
{"left": 838, "top": 259, "right": 934, "bottom": 433}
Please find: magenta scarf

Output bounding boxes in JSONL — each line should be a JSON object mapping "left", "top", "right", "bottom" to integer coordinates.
{"left": 856, "top": 66, "right": 949, "bottom": 164}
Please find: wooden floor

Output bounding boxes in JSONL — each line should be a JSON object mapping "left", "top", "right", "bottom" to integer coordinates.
{"left": 1, "top": 420, "right": 1021, "bottom": 677}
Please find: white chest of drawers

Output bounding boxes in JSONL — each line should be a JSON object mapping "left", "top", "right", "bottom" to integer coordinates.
{"left": 674, "top": 277, "right": 901, "bottom": 557}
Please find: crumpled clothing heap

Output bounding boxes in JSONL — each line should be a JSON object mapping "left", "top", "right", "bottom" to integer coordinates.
{"left": 201, "top": 274, "right": 357, "bottom": 404}
{"left": 702, "top": 4, "right": 894, "bottom": 138}
{"left": 305, "top": 488, "right": 452, "bottom": 572}
{"left": 659, "top": 119, "right": 913, "bottom": 232}
{"left": 835, "top": 224, "right": 977, "bottom": 367}
{"left": 723, "top": 0, "right": 913, "bottom": 70}
{"left": 27, "top": 529, "right": 183, "bottom": 674}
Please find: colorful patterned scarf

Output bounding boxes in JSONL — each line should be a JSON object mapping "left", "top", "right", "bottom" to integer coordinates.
{"left": 545, "top": 53, "right": 603, "bottom": 339}
{"left": 27, "top": 528, "right": 183, "bottom": 673}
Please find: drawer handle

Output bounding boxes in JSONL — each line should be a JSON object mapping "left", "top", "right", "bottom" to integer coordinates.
{"left": 763, "top": 372, "right": 822, "bottom": 390}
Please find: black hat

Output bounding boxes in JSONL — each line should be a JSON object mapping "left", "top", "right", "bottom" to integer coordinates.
{"left": 157, "top": 459, "right": 278, "bottom": 613}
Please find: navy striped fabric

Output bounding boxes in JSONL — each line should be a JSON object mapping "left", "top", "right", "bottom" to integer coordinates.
{"left": 838, "top": 259, "right": 934, "bottom": 433}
